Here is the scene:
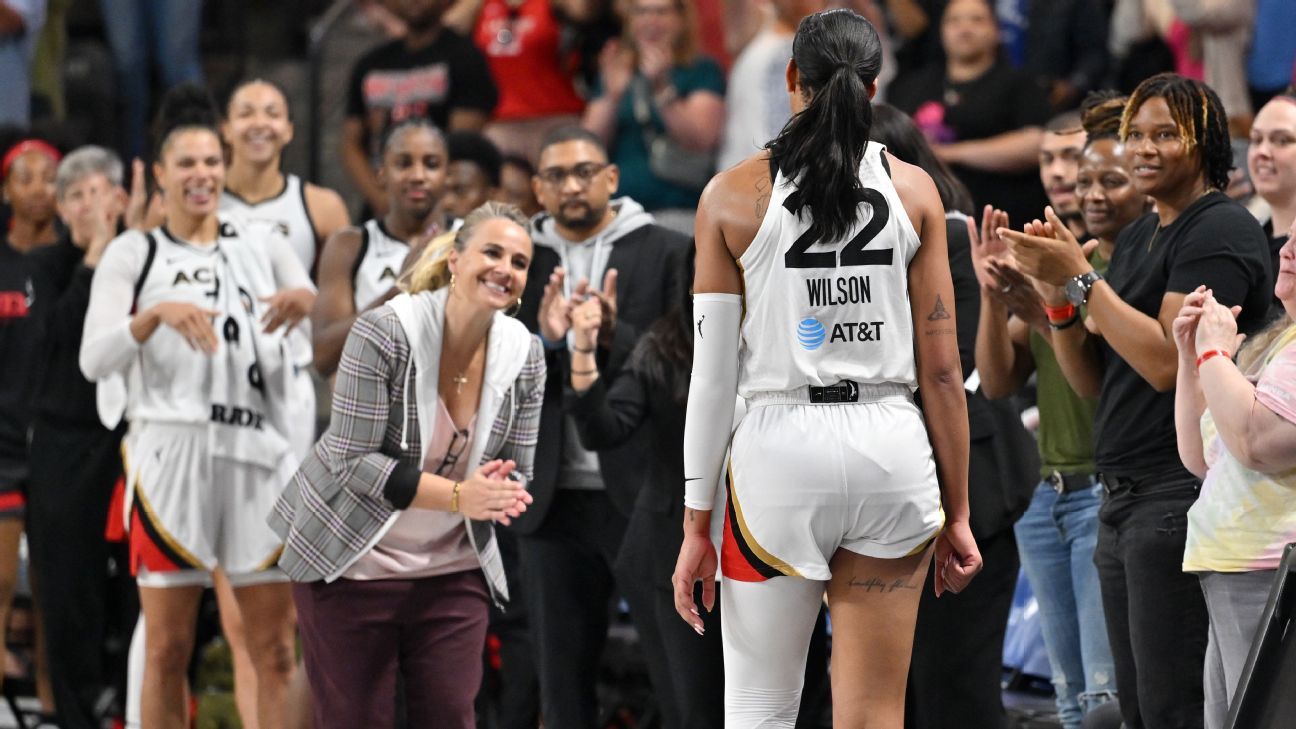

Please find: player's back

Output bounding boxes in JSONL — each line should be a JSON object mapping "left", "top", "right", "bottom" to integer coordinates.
{"left": 736, "top": 141, "right": 922, "bottom": 397}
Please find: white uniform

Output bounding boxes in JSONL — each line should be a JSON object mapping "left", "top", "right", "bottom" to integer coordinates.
{"left": 219, "top": 181, "right": 320, "bottom": 460}
{"left": 353, "top": 219, "right": 409, "bottom": 311}
{"left": 81, "top": 218, "right": 311, "bottom": 586}
{"left": 219, "top": 174, "right": 319, "bottom": 273}
{"left": 721, "top": 142, "right": 943, "bottom": 584}
{"left": 716, "top": 142, "right": 945, "bottom": 729}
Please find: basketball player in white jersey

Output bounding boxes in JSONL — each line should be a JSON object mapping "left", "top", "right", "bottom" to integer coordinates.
{"left": 80, "top": 85, "right": 312, "bottom": 729}
{"left": 217, "top": 79, "right": 351, "bottom": 729}
{"left": 313, "top": 120, "right": 453, "bottom": 375}
{"left": 671, "top": 10, "right": 982, "bottom": 727}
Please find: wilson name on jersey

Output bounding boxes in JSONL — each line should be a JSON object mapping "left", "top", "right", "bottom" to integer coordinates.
{"left": 737, "top": 142, "right": 921, "bottom": 396}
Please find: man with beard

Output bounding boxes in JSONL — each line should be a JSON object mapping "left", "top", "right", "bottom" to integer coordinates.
{"left": 514, "top": 126, "right": 685, "bottom": 728}
{"left": 342, "top": 0, "right": 498, "bottom": 216}
{"left": 1038, "top": 111, "right": 1089, "bottom": 240}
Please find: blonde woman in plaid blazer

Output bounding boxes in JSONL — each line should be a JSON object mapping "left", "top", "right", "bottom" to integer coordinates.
{"left": 269, "top": 202, "right": 544, "bottom": 728}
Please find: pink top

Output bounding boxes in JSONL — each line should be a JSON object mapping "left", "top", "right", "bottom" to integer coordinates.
{"left": 344, "top": 398, "right": 480, "bottom": 580}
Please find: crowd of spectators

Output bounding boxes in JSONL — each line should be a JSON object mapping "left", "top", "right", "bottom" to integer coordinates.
{"left": 0, "top": 0, "right": 1293, "bottom": 728}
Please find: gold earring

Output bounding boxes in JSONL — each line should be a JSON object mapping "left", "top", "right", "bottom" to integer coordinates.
{"left": 450, "top": 273, "right": 456, "bottom": 292}
{"left": 506, "top": 297, "right": 522, "bottom": 317}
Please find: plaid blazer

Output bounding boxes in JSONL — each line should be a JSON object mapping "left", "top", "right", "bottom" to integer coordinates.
{"left": 269, "top": 290, "right": 545, "bottom": 601}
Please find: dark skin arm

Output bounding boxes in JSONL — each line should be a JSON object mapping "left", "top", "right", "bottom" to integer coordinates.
{"left": 311, "top": 228, "right": 398, "bottom": 376}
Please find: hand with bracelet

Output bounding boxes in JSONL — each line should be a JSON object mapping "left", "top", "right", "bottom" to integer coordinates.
{"left": 569, "top": 295, "right": 603, "bottom": 392}
{"left": 451, "top": 459, "right": 532, "bottom": 525}
{"left": 1194, "top": 288, "right": 1245, "bottom": 370}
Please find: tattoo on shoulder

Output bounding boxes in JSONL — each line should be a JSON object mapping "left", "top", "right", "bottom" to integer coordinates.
{"left": 754, "top": 176, "right": 771, "bottom": 220}
{"left": 927, "top": 295, "right": 951, "bottom": 321}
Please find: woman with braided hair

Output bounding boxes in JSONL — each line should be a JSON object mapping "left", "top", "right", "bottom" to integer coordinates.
{"left": 1002, "top": 73, "right": 1273, "bottom": 729}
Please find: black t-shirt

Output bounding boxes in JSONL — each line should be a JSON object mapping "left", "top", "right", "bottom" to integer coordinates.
{"left": 346, "top": 30, "right": 498, "bottom": 163}
{"left": 0, "top": 242, "right": 44, "bottom": 465}
{"left": 1093, "top": 192, "right": 1273, "bottom": 479}
{"left": 889, "top": 61, "right": 1051, "bottom": 228}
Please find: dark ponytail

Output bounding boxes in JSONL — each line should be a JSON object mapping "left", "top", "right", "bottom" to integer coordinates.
{"left": 766, "top": 9, "right": 882, "bottom": 246}
{"left": 152, "top": 83, "right": 222, "bottom": 161}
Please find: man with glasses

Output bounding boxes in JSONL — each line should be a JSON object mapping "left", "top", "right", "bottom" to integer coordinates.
{"left": 513, "top": 125, "right": 686, "bottom": 728}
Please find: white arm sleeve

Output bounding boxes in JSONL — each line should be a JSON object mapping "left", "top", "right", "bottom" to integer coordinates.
{"left": 80, "top": 232, "right": 148, "bottom": 382}
{"left": 683, "top": 293, "right": 742, "bottom": 511}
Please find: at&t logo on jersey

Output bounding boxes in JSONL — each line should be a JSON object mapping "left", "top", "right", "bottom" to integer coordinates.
{"left": 796, "top": 317, "right": 886, "bottom": 350}
{"left": 797, "top": 318, "right": 826, "bottom": 351}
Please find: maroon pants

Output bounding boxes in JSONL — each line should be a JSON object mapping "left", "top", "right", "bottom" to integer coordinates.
{"left": 292, "top": 569, "right": 490, "bottom": 729}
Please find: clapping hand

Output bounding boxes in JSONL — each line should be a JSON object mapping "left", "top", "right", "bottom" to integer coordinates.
{"left": 999, "top": 207, "right": 1091, "bottom": 287}
{"left": 456, "top": 460, "right": 533, "bottom": 526}
{"left": 1194, "top": 289, "right": 1245, "bottom": 358}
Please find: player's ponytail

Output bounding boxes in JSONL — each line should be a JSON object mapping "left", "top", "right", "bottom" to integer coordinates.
{"left": 766, "top": 9, "right": 882, "bottom": 247}
{"left": 153, "top": 83, "right": 222, "bottom": 160}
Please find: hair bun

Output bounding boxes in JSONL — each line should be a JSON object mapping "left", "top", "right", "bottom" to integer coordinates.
{"left": 152, "top": 83, "right": 221, "bottom": 157}
{"left": 1080, "top": 90, "right": 1126, "bottom": 141}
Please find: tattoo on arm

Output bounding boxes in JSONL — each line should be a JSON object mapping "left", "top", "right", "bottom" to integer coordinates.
{"left": 754, "top": 176, "right": 771, "bottom": 220}
{"left": 927, "top": 295, "right": 951, "bottom": 321}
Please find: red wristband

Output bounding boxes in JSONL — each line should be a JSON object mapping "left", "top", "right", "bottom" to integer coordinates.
{"left": 1195, "top": 349, "right": 1230, "bottom": 369}
{"left": 1044, "top": 303, "right": 1077, "bottom": 323}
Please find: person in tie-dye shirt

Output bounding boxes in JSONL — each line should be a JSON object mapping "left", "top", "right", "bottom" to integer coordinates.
{"left": 1173, "top": 220, "right": 1296, "bottom": 729}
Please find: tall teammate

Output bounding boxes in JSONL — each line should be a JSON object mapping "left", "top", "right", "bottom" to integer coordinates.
{"left": 671, "top": 10, "right": 980, "bottom": 727}
{"left": 79, "top": 85, "right": 313, "bottom": 729}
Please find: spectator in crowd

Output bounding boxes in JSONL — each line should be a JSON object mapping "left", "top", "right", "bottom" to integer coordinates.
{"left": 446, "top": 0, "right": 594, "bottom": 162}
{"left": 717, "top": 0, "right": 824, "bottom": 171}
{"left": 886, "top": 0, "right": 945, "bottom": 78}
{"left": 342, "top": 0, "right": 498, "bottom": 217}
{"left": 513, "top": 126, "right": 684, "bottom": 728}
{"left": 582, "top": 0, "right": 725, "bottom": 234}
{"left": 565, "top": 248, "right": 724, "bottom": 729}
{"left": 271, "top": 203, "right": 542, "bottom": 729}
{"left": 97, "top": 0, "right": 203, "bottom": 161}
{"left": 315, "top": 120, "right": 451, "bottom": 377}
{"left": 26, "top": 145, "right": 137, "bottom": 729}
{"left": 866, "top": 103, "right": 1040, "bottom": 729}
{"left": 0, "top": 136, "right": 59, "bottom": 717}
{"left": 1246, "top": 0, "right": 1296, "bottom": 113}
{"left": 0, "top": 0, "right": 44, "bottom": 128}
{"left": 1173, "top": 223, "right": 1296, "bottom": 729}
{"left": 498, "top": 154, "right": 542, "bottom": 216}
{"left": 441, "top": 130, "right": 503, "bottom": 220}
{"left": 1038, "top": 111, "right": 1089, "bottom": 239}
{"left": 1002, "top": 73, "right": 1273, "bottom": 729}
{"left": 1168, "top": 0, "right": 1256, "bottom": 135}
{"left": 996, "top": 0, "right": 1108, "bottom": 112}
{"left": 80, "top": 85, "right": 311, "bottom": 729}
{"left": 889, "top": 0, "right": 1051, "bottom": 231}
{"left": 971, "top": 93, "right": 1145, "bottom": 729}
{"left": 1248, "top": 90, "right": 1296, "bottom": 304}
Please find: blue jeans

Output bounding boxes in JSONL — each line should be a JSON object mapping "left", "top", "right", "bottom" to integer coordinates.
{"left": 97, "top": 0, "right": 204, "bottom": 160}
{"left": 1014, "top": 480, "right": 1116, "bottom": 729}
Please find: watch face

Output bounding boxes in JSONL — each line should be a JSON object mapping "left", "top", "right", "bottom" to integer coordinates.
{"left": 1065, "top": 277, "right": 1086, "bottom": 306}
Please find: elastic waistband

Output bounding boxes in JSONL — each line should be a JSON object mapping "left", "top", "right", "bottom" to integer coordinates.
{"left": 747, "top": 381, "right": 912, "bottom": 406}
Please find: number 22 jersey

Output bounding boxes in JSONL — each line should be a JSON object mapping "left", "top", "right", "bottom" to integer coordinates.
{"left": 736, "top": 142, "right": 921, "bottom": 397}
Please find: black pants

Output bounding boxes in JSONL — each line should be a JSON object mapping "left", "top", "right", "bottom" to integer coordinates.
{"left": 482, "top": 527, "right": 541, "bottom": 729}
{"left": 519, "top": 490, "right": 628, "bottom": 729}
{"left": 1094, "top": 475, "right": 1207, "bottom": 729}
{"left": 906, "top": 527, "right": 1019, "bottom": 729}
{"left": 26, "top": 418, "right": 134, "bottom": 729}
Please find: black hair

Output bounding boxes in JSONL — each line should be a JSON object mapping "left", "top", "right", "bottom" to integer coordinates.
{"left": 152, "top": 83, "right": 221, "bottom": 161}
{"left": 501, "top": 153, "right": 535, "bottom": 177}
{"left": 379, "top": 119, "right": 444, "bottom": 159}
{"left": 446, "top": 131, "right": 503, "bottom": 187}
{"left": 1080, "top": 90, "right": 1127, "bottom": 143}
{"left": 766, "top": 9, "right": 883, "bottom": 246}
{"left": 225, "top": 78, "right": 292, "bottom": 121}
{"left": 628, "top": 246, "right": 696, "bottom": 405}
{"left": 1045, "top": 110, "right": 1083, "bottom": 135}
{"left": 538, "top": 125, "right": 608, "bottom": 161}
{"left": 1121, "top": 72, "right": 1232, "bottom": 191}
{"left": 870, "top": 103, "right": 975, "bottom": 215}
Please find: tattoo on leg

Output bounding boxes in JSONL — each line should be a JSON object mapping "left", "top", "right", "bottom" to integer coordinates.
{"left": 927, "top": 295, "right": 951, "bottom": 321}
{"left": 848, "top": 576, "right": 920, "bottom": 593}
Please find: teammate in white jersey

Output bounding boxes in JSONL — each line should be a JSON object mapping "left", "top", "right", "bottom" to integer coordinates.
{"left": 219, "top": 79, "right": 350, "bottom": 276}
{"left": 80, "top": 85, "right": 313, "bottom": 729}
{"left": 313, "top": 120, "right": 454, "bottom": 375}
{"left": 672, "top": 10, "right": 982, "bottom": 727}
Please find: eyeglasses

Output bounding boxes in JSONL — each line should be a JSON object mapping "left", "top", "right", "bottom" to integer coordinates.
{"left": 435, "top": 429, "right": 471, "bottom": 477}
{"left": 536, "top": 163, "right": 608, "bottom": 187}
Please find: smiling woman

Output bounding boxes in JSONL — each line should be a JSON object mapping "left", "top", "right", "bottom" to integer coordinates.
{"left": 269, "top": 201, "right": 545, "bottom": 729}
